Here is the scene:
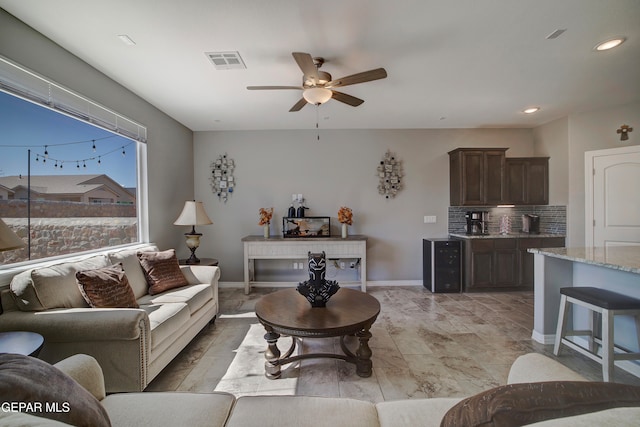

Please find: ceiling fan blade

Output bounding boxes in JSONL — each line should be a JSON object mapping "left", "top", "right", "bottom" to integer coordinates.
{"left": 247, "top": 86, "right": 303, "bottom": 90}
{"left": 292, "top": 52, "right": 319, "bottom": 82}
{"left": 289, "top": 98, "right": 308, "bottom": 112}
{"left": 331, "top": 90, "right": 364, "bottom": 107}
{"left": 325, "top": 68, "right": 387, "bottom": 88}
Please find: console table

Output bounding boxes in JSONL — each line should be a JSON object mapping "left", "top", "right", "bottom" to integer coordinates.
{"left": 242, "top": 235, "right": 367, "bottom": 294}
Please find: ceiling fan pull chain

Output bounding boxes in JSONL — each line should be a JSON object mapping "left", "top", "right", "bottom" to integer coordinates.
{"left": 316, "top": 104, "right": 320, "bottom": 141}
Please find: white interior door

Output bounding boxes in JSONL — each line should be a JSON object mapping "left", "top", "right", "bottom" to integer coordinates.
{"left": 586, "top": 145, "right": 640, "bottom": 247}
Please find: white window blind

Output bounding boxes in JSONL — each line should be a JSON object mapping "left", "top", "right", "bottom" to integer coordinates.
{"left": 0, "top": 56, "right": 147, "bottom": 143}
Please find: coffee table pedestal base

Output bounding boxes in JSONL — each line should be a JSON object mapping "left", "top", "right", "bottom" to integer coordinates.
{"left": 262, "top": 328, "right": 374, "bottom": 379}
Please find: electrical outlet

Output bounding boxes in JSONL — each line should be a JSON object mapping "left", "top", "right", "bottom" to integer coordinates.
{"left": 292, "top": 193, "right": 297, "bottom": 202}
{"left": 340, "top": 262, "right": 345, "bottom": 269}
{"left": 423, "top": 215, "right": 437, "bottom": 223}
{"left": 297, "top": 193, "right": 303, "bottom": 202}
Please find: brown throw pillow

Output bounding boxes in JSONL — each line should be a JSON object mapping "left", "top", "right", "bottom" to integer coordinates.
{"left": 0, "top": 353, "right": 111, "bottom": 427}
{"left": 441, "top": 381, "right": 640, "bottom": 427}
{"left": 76, "top": 264, "right": 139, "bottom": 308}
{"left": 137, "top": 249, "right": 188, "bottom": 295}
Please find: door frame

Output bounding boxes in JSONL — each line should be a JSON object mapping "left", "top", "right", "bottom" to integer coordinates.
{"left": 585, "top": 144, "right": 640, "bottom": 247}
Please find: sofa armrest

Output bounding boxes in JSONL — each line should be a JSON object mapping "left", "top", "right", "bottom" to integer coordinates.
{"left": 180, "top": 265, "right": 220, "bottom": 286}
{"left": 180, "top": 265, "right": 220, "bottom": 306}
{"left": 507, "top": 353, "right": 587, "bottom": 384}
{"left": 0, "top": 308, "right": 149, "bottom": 342}
{"left": 54, "top": 354, "right": 106, "bottom": 401}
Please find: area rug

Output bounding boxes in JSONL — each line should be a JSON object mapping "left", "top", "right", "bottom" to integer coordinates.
{"left": 213, "top": 323, "right": 300, "bottom": 396}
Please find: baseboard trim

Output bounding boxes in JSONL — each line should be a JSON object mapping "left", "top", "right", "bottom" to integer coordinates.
{"left": 219, "top": 280, "right": 423, "bottom": 289}
{"left": 531, "top": 330, "right": 556, "bottom": 345}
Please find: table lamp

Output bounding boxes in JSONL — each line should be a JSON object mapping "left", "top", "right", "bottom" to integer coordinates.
{"left": 173, "top": 201, "right": 213, "bottom": 264}
{"left": 0, "top": 218, "right": 26, "bottom": 253}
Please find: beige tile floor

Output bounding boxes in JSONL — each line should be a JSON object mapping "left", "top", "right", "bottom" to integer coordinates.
{"left": 147, "top": 286, "right": 640, "bottom": 402}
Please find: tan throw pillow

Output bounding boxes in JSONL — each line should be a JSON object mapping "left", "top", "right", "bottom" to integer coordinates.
{"left": 137, "top": 249, "right": 188, "bottom": 295}
{"left": 76, "top": 264, "right": 139, "bottom": 308}
{"left": 440, "top": 381, "right": 640, "bottom": 427}
{"left": 0, "top": 354, "right": 111, "bottom": 427}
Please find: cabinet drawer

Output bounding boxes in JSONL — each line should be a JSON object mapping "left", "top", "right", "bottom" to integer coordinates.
{"left": 494, "top": 239, "right": 517, "bottom": 250}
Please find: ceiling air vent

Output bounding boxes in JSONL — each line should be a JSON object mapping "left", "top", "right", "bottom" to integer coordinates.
{"left": 205, "top": 51, "right": 246, "bottom": 70}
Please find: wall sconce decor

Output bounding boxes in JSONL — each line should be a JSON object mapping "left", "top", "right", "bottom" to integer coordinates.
{"left": 210, "top": 154, "right": 235, "bottom": 202}
{"left": 377, "top": 150, "right": 403, "bottom": 199}
{"left": 617, "top": 124, "right": 633, "bottom": 141}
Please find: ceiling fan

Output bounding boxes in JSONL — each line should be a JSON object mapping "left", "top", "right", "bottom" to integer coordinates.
{"left": 247, "top": 52, "right": 387, "bottom": 112}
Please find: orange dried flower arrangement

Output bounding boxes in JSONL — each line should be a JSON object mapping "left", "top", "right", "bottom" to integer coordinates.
{"left": 338, "top": 207, "right": 353, "bottom": 225}
{"left": 258, "top": 207, "right": 273, "bottom": 226}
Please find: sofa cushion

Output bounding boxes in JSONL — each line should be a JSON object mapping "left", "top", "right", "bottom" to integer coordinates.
{"left": 137, "top": 249, "right": 188, "bottom": 295}
{"left": 0, "top": 353, "right": 111, "bottom": 427}
{"left": 140, "top": 302, "right": 191, "bottom": 349}
{"left": 102, "top": 391, "right": 235, "bottom": 427}
{"left": 137, "top": 283, "right": 213, "bottom": 314}
{"left": 10, "top": 255, "right": 109, "bottom": 311}
{"left": 376, "top": 398, "right": 463, "bottom": 427}
{"left": 76, "top": 263, "right": 139, "bottom": 308}
{"left": 107, "top": 246, "right": 159, "bottom": 299}
{"left": 440, "top": 381, "right": 640, "bottom": 427}
{"left": 226, "top": 396, "right": 379, "bottom": 427}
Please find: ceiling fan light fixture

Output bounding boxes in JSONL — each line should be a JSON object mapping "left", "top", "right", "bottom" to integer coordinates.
{"left": 303, "top": 87, "right": 332, "bottom": 105}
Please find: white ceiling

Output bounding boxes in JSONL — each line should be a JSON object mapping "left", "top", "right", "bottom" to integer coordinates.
{"left": 1, "top": 0, "right": 639, "bottom": 131}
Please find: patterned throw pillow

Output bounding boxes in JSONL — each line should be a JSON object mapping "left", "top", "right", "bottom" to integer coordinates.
{"left": 0, "top": 354, "right": 111, "bottom": 427}
{"left": 137, "top": 249, "right": 188, "bottom": 295}
{"left": 76, "top": 263, "right": 139, "bottom": 308}
{"left": 440, "top": 381, "right": 640, "bottom": 427}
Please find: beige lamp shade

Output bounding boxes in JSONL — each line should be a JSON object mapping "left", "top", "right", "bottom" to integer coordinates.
{"left": 173, "top": 201, "right": 213, "bottom": 226}
{"left": 0, "top": 218, "right": 26, "bottom": 252}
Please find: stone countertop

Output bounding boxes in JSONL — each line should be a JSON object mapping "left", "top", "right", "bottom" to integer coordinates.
{"left": 527, "top": 246, "right": 640, "bottom": 274}
{"left": 449, "top": 232, "right": 565, "bottom": 240}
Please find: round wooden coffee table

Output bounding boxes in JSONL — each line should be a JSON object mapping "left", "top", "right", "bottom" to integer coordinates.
{"left": 254, "top": 288, "right": 380, "bottom": 379}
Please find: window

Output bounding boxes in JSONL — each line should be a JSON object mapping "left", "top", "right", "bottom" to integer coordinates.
{"left": 0, "top": 57, "right": 147, "bottom": 267}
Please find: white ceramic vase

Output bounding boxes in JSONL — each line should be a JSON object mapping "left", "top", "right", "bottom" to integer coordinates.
{"left": 341, "top": 223, "right": 348, "bottom": 238}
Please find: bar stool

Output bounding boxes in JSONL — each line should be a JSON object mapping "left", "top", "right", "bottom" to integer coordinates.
{"left": 553, "top": 287, "right": 640, "bottom": 382}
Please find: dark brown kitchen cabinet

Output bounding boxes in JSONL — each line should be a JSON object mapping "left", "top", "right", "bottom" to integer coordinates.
{"left": 505, "top": 157, "right": 549, "bottom": 205}
{"left": 457, "top": 236, "right": 564, "bottom": 291}
{"left": 462, "top": 238, "right": 517, "bottom": 291}
{"left": 517, "top": 237, "right": 565, "bottom": 287}
{"left": 449, "top": 148, "right": 507, "bottom": 206}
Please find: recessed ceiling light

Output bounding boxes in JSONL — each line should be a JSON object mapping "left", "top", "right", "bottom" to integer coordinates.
{"left": 523, "top": 107, "right": 540, "bottom": 114}
{"left": 117, "top": 34, "right": 136, "bottom": 46}
{"left": 594, "top": 37, "right": 625, "bottom": 51}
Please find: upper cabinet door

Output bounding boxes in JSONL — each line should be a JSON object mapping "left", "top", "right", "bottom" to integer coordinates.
{"left": 449, "top": 148, "right": 507, "bottom": 206}
{"left": 505, "top": 157, "right": 549, "bottom": 205}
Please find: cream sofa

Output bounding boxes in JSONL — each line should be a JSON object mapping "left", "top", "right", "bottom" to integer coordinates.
{"left": 0, "top": 246, "right": 220, "bottom": 393}
{"left": 2, "top": 353, "right": 639, "bottom": 427}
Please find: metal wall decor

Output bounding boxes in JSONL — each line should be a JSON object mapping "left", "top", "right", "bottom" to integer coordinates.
{"left": 210, "top": 154, "right": 235, "bottom": 202}
{"left": 377, "top": 150, "right": 403, "bottom": 198}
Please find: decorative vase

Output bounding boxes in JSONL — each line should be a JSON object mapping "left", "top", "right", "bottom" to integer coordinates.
{"left": 341, "top": 223, "right": 348, "bottom": 238}
{"left": 263, "top": 224, "right": 270, "bottom": 238}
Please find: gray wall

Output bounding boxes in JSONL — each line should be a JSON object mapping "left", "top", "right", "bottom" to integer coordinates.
{"left": 194, "top": 128, "right": 535, "bottom": 282}
{"left": 0, "top": 9, "right": 194, "bottom": 253}
{"left": 534, "top": 102, "right": 640, "bottom": 247}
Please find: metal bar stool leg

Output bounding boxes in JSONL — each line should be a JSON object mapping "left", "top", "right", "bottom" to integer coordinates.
{"left": 602, "top": 308, "right": 614, "bottom": 382}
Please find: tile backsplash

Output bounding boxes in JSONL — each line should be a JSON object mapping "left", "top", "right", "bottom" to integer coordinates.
{"left": 448, "top": 205, "right": 566, "bottom": 235}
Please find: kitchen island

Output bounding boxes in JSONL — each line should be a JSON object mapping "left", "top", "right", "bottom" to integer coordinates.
{"left": 529, "top": 246, "right": 640, "bottom": 376}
